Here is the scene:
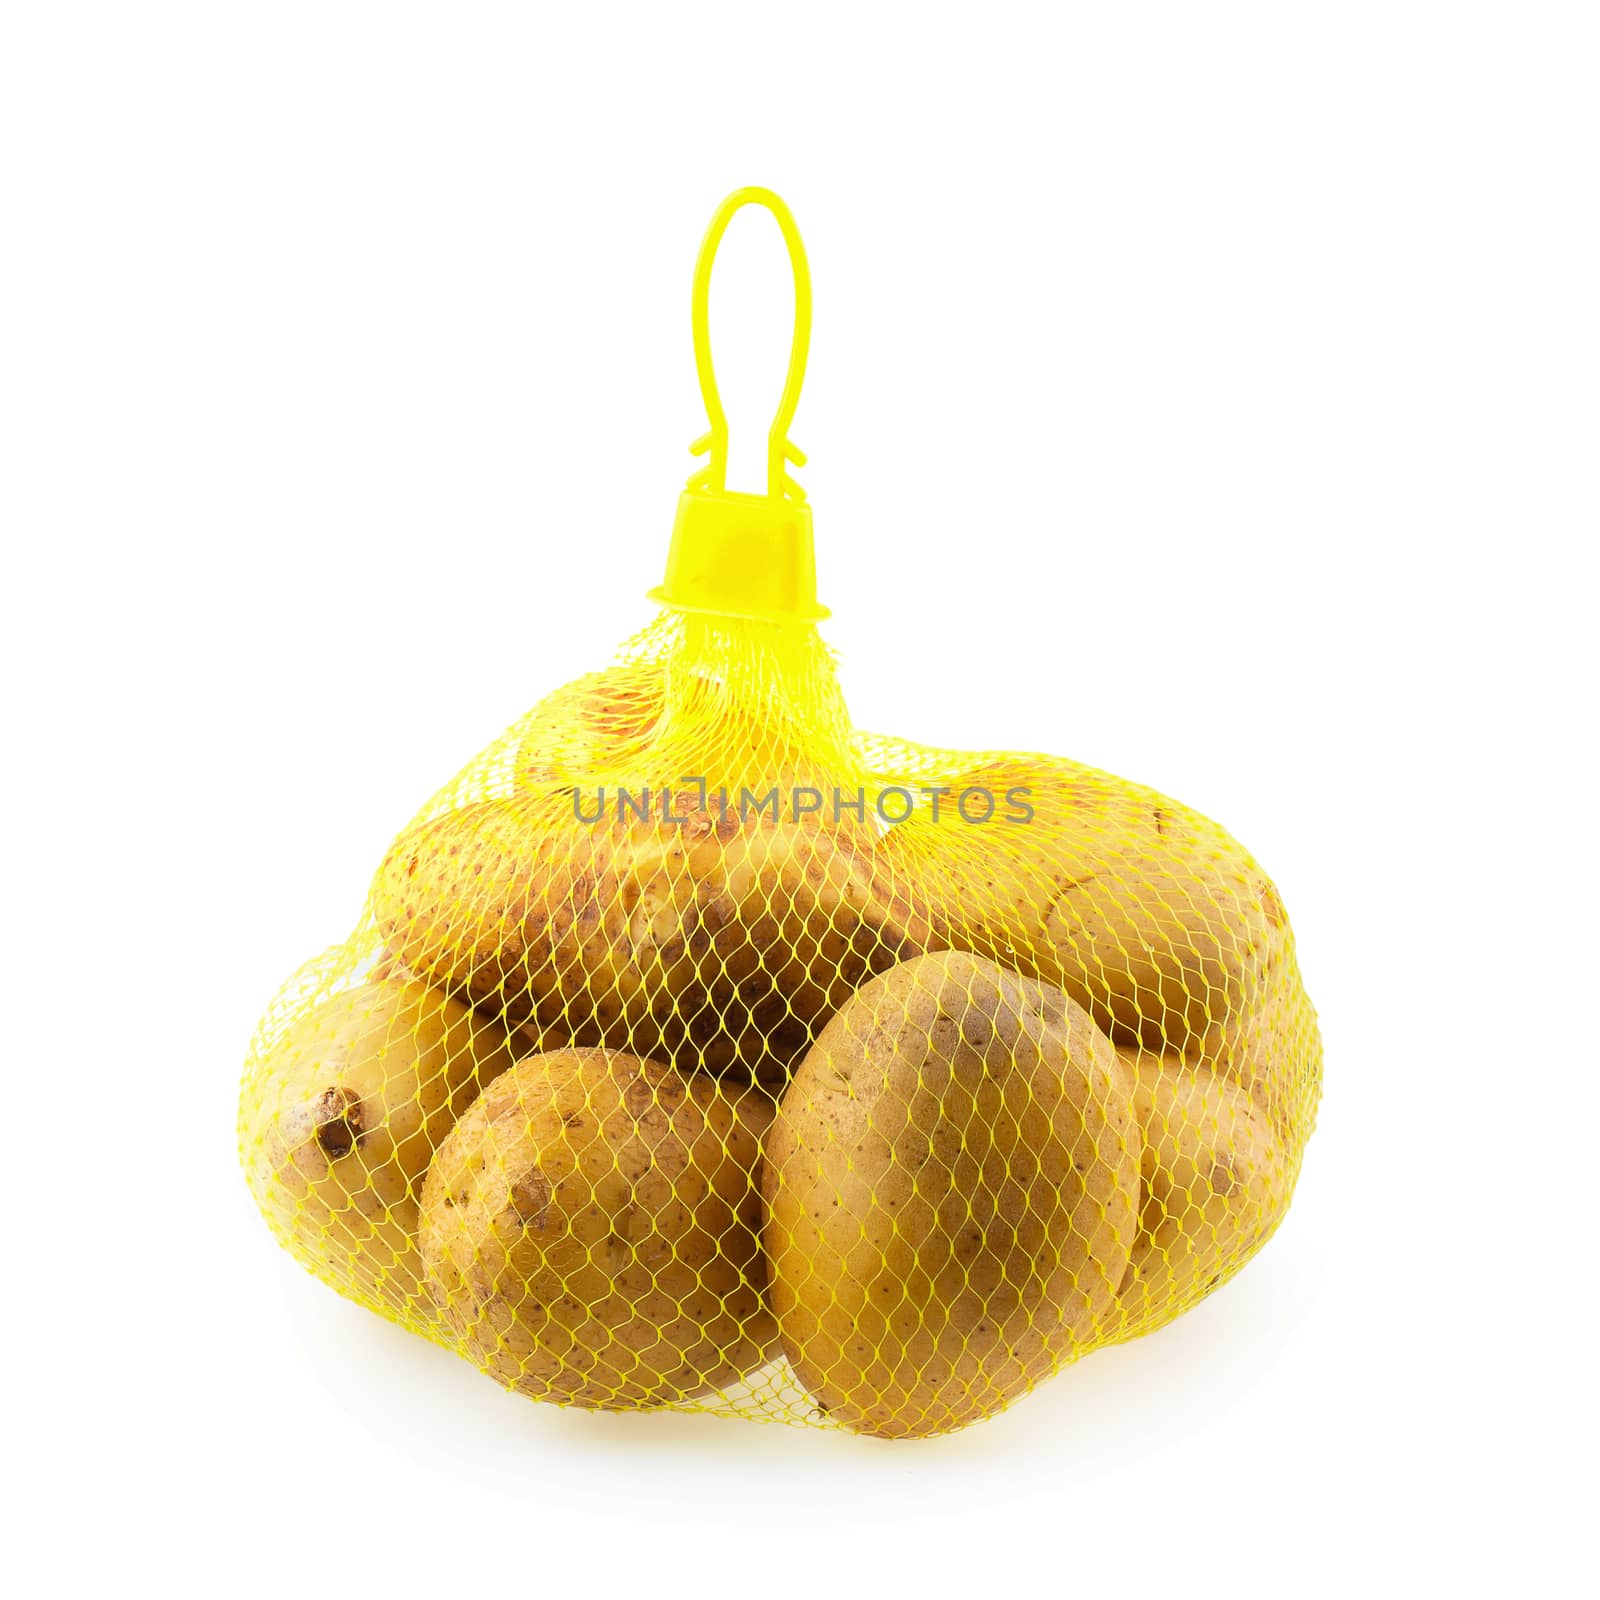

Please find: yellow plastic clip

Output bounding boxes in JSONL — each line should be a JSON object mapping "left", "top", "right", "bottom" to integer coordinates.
{"left": 649, "top": 187, "right": 830, "bottom": 624}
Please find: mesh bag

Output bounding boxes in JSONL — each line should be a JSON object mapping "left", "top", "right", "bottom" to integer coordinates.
{"left": 239, "top": 189, "right": 1321, "bottom": 1439}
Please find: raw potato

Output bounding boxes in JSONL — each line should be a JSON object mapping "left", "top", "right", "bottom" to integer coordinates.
{"left": 764, "top": 951, "right": 1140, "bottom": 1439}
{"left": 376, "top": 952, "right": 569, "bottom": 1063}
{"left": 886, "top": 756, "right": 1290, "bottom": 1065}
{"left": 1212, "top": 933, "right": 1324, "bottom": 1142}
{"left": 418, "top": 1049, "right": 776, "bottom": 1407}
{"left": 240, "top": 977, "right": 518, "bottom": 1322}
{"left": 372, "top": 793, "right": 930, "bottom": 1083}
{"left": 1103, "top": 1049, "right": 1290, "bottom": 1341}
{"left": 516, "top": 667, "right": 665, "bottom": 787}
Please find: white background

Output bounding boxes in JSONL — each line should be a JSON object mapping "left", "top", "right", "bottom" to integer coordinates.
{"left": 4, "top": 4, "right": 1594, "bottom": 1594}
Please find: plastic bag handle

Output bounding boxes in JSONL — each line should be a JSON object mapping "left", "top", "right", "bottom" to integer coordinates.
{"left": 686, "top": 187, "right": 812, "bottom": 505}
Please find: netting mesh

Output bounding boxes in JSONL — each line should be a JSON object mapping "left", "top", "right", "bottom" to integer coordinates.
{"left": 240, "top": 610, "right": 1321, "bottom": 1437}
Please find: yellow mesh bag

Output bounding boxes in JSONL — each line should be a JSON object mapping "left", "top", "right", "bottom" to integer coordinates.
{"left": 239, "top": 189, "right": 1321, "bottom": 1439}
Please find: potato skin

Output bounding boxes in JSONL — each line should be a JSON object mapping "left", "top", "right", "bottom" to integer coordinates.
{"left": 372, "top": 793, "right": 929, "bottom": 1083}
{"left": 240, "top": 977, "right": 517, "bottom": 1323}
{"left": 763, "top": 951, "right": 1140, "bottom": 1439}
{"left": 1104, "top": 1050, "right": 1291, "bottom": 1341}
{"left": 418, "top": 1049, "right": 777, "bottom": 1408}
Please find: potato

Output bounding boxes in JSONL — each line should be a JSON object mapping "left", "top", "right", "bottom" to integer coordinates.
{"left": 372, "top": 792, "right": 929, "bottom": 1083}
{"left": 516, "top": 667, "right": 665, "bottom": 787}
{"left": 240, "top": 977, "right": 518, "bottom": 1323}
{"left": 1211, "top": 932, "right": 1323, "bottom": 1145}
{"left": 1103, "top": 1049, "right": 1291, "bottom": 1341}
{"left": 377, "top": 952, "right": 568, "bottom": 1062}
{"left": 884, "top": 756, "right": 1291, "bottom": 1066}
{"left": 418, "top": 1049, "right": 776, "bottom": 1407}
{"left": 763, "top": 951, "right": 1140, "bottom": 1439}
